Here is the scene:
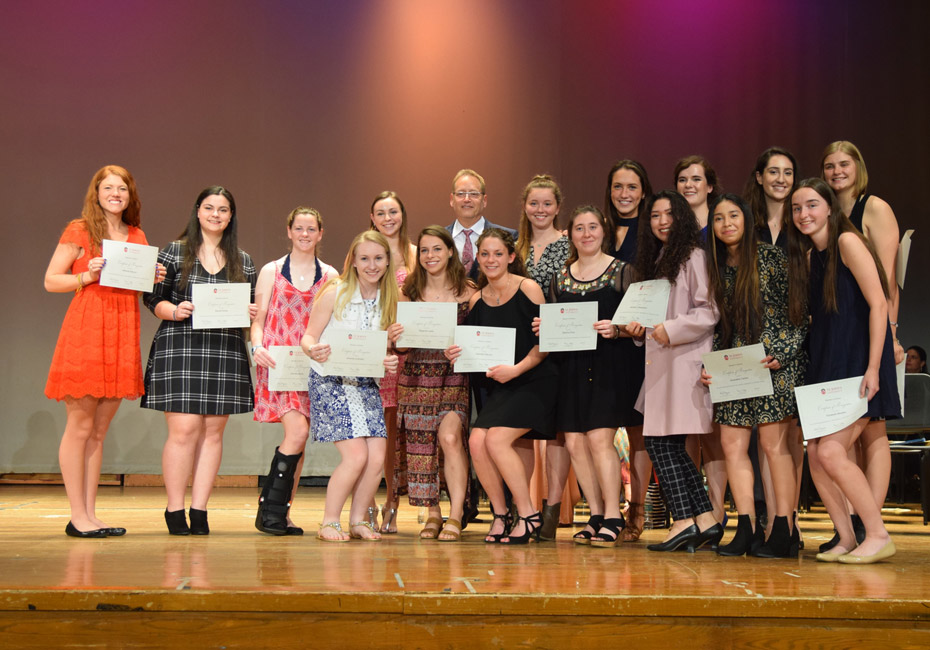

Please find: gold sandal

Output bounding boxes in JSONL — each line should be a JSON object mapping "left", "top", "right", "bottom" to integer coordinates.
{"left": 318, "top": 521, "right": 349, "bottom": 542}
{"left": 349, "top": 521, "right": 382, "bottom": 541}
{"left": 437, "top": 518, "right": 462, "bottom": 542}
{"left": 419, "top": 516, "right": 443, "bottom": 539}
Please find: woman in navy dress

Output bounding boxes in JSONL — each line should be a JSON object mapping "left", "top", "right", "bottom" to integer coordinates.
{"left": 787, "top": 178, "right": 899, "bottom": 564}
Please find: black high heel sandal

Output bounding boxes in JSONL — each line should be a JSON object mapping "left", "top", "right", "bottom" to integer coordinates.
{"left": 485, "top": 510, "right": 513, "bottom": 544}
{"left": 501, "top": 512, "right": 542, "bottom": 545}
{"left": 591, "top": 516, "right": 625, "bottom": 548}
{"left": 573, "top": 514, "right": 604, "bottom": 546}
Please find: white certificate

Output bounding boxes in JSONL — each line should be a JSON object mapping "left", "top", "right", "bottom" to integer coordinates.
{"left": 897, "top": 229, "right": 914, "bottom": 290}
{"left": 191, "top": 283, "right": 251, "bottom": 329}
{"left": 267, "top": 346, "right": 311, "bottom": 391}
{"left": 99, "top": 239, "right": 158, "bottom": 292}
{"left": 396, "top": 302, "right": 457, "bottom": 349}
{"left": 539, "top": 302, "right": 598, "bottom": 352}
{"left": 315, "top": 329, "right": 387, "bottom": 378}
{"left": 453, "top": 325, "right": 516, "bottom": 373}
{"left": 795, "top": 377, "right": 868, "bottom": 440}
{"left": 611, "top": 279, "right": 671, "bottom": 328}
{"left": 701, "top": 343, "right": 774, "bottom": 404}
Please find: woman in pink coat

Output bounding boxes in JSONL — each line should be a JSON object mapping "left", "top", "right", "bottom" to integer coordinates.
{"left": 625, "top": 190, "right": 721, "bottom": 552}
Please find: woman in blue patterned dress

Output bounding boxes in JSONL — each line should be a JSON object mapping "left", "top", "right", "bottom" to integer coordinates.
{"left": 143, "top": 186, "right": 257, "bottom": 535}
{"left": 301, "top": 231, "right": 399, "bottom": 542}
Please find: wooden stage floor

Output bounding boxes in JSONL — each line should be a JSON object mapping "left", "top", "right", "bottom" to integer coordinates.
{"left": 1, "top": 485, "right": 929, "bottom": 649}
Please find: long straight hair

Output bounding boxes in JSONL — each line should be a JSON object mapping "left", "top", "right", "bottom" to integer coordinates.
{"left": 743, "top": 146, "right": 798, "bottom": 234}
{"left": 328, "top": 230, "right": 398, "bottom": 330}
{"left": 786, "top": 178, "right": 888, "bottom": 318}
{"left": 603, "top": 159, "right": 653, "bottom": 248}
{"left": 178, "top": 186, "right": 245, "bottom": 289}
{"left": 403, "top": 226, "right": 470, "bottom": 302}
{"left": 706, "top": 194, "right": 762, "bottom": 346}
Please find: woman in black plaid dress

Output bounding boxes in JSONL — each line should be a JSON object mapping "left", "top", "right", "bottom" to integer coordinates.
{"left": 142, "top": 186, "right": 257, "bottom": 535}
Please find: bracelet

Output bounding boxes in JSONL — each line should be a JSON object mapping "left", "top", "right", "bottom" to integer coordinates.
{"left": 77, "top": 272, "right": 85, "bottom": 290}
{"left": 172, "top": 307, "right": 178, "bottom": 321}
{"left": 613, "top": 324, "right": 620, "bottom": 338}
{"left": 890, "top": 321, "right": 898, "bottom": 328}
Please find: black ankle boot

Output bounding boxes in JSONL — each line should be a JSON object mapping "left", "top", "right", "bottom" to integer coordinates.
{"left": 752, "top": 515, "right": 794, "bottom": 558}
{"left": 189, "top": 508, "right": 209, "bottom": 535}
{"left": 165, "top": 509, "right": 190, "bottom": 535}
{"left": 255, "top": 447, "right": 303, "bottom": 535}
{"left": 717, "top": 514, "right": 757, "bottom": 556}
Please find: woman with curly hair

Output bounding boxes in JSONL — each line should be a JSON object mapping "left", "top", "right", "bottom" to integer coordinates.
{"left": 625, "top": 190, "right": 721, "bottom": 552}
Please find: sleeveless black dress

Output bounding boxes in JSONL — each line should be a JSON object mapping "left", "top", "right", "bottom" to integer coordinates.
{"left": 807, "top": 248, "right": 899, "bottom": 419}
{"left": 848, "top": 194, "right": 871, "bottom": 232}
{"left": 468, "top": 282, "right": 558, "bottom": 439}
{"left": 549, "top": 259, "right": 643, "bottom": 431}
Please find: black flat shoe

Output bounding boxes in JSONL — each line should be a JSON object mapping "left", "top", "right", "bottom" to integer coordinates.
{"left": 65, "top": 522, "right": 107, "bottom": 538}
{"left": 647, "top": 524, "right": 699, "bottom": 552}
{"left": 165, "top": 509, "right": 190, "bottom": 536}
{"left": 189, "top": 508, "right": 209, "bottom": 535}
{"left": 103, "top": 527, "right": 127, "bottom": 537}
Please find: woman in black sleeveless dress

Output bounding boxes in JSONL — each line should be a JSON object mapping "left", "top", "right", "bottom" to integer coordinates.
{"left": 446, "top": 228, "right": 558, "bottom": 545}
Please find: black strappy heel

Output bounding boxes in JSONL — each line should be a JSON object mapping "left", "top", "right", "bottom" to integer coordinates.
{"left": 501, "top": 512, "right": 542, "bottom": 545}
{"left": 485, "top": 509, "right": 513, "bottom": 544}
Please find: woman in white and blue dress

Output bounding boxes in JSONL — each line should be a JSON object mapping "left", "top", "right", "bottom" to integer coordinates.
{"left": 301, "top": 230, "right": 399, "bottom": 542}
{"left": 143, "top": 186, "right": 257, "bottom": 536}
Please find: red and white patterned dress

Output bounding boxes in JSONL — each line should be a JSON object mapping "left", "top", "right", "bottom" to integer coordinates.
{"left": 254, "top": 257, "right": 335, "bottom": 422}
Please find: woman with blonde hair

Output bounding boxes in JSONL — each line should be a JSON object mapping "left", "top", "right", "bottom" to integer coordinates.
{"left": 820, "top": 141, "right": 902, "bottom": 551}
{"left": 302, "top": 230, "right": 399, "bottom": 541}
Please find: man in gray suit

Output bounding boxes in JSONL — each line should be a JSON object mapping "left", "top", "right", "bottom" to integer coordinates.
{"left": 446, "top": 169, "right": 517, "bottom": 280}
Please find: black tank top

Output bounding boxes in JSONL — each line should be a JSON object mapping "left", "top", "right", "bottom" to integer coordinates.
{"left": 848, "top": 193, "right": 870, "bottom": 232}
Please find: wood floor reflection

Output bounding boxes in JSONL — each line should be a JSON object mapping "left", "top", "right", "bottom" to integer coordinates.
{"left": 1, "top": 485, "right": 929, "bottom": 648}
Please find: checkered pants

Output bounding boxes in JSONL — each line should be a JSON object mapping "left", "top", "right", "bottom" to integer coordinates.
{"left": 645, "top": 434, "right": 712, "bottom": 521}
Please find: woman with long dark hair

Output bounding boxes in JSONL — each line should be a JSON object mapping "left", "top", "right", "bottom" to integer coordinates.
{"left": 787, "top": 178, "right": 899, "bottom": 563}
{"left": 625, "top": 190, "right": 721, "bottom": 552}
{"left": 389, "top": 226, "right": 476, "bottom": 540}
{"left": 703, "top": 194, "right": 807, "bottom": 557}
{"left": 143, "top": 186, "right": 257, "bottom": 535}
{"left": 45, "top": 165, "right": 165, "bottom": 537}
